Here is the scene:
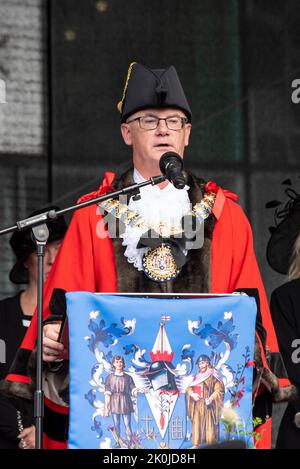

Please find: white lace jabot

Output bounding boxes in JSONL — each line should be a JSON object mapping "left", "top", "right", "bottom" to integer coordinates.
{"left": 121, "top": 168, "right": 191, "bottom": 271}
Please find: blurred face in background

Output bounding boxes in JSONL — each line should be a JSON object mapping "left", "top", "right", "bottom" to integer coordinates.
{"left": 24, "top": 239, "right": 62, "bottom": 284}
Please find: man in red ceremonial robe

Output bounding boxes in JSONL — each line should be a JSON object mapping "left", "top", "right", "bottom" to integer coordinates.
{"left": 3, "top": 62, "right": 291, "bottom": 449}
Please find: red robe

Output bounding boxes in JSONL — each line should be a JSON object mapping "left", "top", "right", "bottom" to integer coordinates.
{"left": 6, "top": 172, "right": 285, "bottom": 448}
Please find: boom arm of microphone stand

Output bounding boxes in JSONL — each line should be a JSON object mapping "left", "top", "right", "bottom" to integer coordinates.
{"left": 0, "top": 175, "right": 167, "bottom": 237}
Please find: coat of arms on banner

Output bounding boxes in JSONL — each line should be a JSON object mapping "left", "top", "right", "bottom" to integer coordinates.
{"left": 66, "top": 293, "right": 257, "bottom": 449}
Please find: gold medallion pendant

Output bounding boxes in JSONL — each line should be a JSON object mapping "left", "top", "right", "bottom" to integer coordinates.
{"left": 142, "top": 243, "right": 180, "bottom": 282}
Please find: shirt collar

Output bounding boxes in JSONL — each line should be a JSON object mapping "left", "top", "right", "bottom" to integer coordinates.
{"left": 133, "top": 167, "right": 189, "bottom": 195}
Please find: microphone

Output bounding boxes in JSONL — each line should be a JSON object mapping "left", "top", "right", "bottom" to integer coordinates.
{"left": 159, "top": 152, "right": 186, "bottom": 189}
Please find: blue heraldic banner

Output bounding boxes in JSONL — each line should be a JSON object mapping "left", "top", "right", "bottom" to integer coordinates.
{"left": 66, "top": 293, "right": 257, "bottom": 449}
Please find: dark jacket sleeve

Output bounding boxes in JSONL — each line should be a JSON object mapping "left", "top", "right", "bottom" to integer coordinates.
{"left": 0, "top": 394, "right": 20, "bottom": 446}
{"left": 270, "top": 282, "right": 300, "bottom": 413}
{"left": 0, "top": 393, "right": 33, "bottom": 448}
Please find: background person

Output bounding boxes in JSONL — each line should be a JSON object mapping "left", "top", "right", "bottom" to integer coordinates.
{"left": 0, "top": 207, "right": 67, "bottom": 449}
{"left": 267, "top": 188, "right": 300, "bottom": 449}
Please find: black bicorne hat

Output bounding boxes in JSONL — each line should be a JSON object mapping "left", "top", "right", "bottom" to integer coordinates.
{"left": 266, "top": 182, "right": 300, "bottom": 275}
{"left": 9, "top": 206, "right": 68, "bottom": 284}
{"left": 118, "top": 62, "right": 192, "bottom": 123}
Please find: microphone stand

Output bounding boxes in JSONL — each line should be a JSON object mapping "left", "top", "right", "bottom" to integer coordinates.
{"left": 0, "top": 174, "right": 166, "bottom": 449}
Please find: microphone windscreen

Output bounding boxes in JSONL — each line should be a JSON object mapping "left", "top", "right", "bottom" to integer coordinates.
{"left": 159, "top": 152, "right": 183, "bottom": 174}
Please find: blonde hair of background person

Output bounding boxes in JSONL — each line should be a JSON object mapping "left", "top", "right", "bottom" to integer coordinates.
{"left": 288, "top": 233, "right": 300, "bottom": 280}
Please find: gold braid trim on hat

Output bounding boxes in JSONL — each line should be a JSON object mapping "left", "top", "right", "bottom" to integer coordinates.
{"left": 117, "top": 61, "right": 137, "bottom": 114}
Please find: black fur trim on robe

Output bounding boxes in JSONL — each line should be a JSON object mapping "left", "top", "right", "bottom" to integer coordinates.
{"left": 107, "top": 168, "right": 216, "bottom": 294}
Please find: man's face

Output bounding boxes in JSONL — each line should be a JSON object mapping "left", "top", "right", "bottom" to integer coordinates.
{"left": 113, "top": 358, "right": 124, "bottom": 372}
{"left": 120, "top": 107, "right": 191, "bottom": 175}
{"left": 198, "top": 360, "right": 210, "bottom": 373}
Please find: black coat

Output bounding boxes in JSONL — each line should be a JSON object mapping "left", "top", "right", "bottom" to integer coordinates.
{"left": 0, "top": 293, "right": 34, "bottom": 448}
{"left": 0, "top": 293, "right": 31, "bottom": 380}
{"left": 270, "top": 278, "right": 300, "bottom": 448}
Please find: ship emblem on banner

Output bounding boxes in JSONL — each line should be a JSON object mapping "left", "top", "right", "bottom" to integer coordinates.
{"left": 66, "top": 293, "right": 257, "bottom": 449}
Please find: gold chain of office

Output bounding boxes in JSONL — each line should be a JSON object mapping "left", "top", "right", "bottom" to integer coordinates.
{"left": 99, "top": 190, "right": 216, "bottom": 282}
{"left": 99, "top": 190, "right": 216, "bottom": 238}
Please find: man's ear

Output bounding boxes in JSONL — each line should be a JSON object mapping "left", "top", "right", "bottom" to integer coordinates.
{"left": 120, "top": 123, "right": 133, "bottom": 146}
{"left": 184, "top": 123, "right": 192, "bottom": 147}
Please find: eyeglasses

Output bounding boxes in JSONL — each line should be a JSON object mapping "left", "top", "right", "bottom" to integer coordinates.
{"left": 127, "top": 115, "right": 188, "bottom": 130}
